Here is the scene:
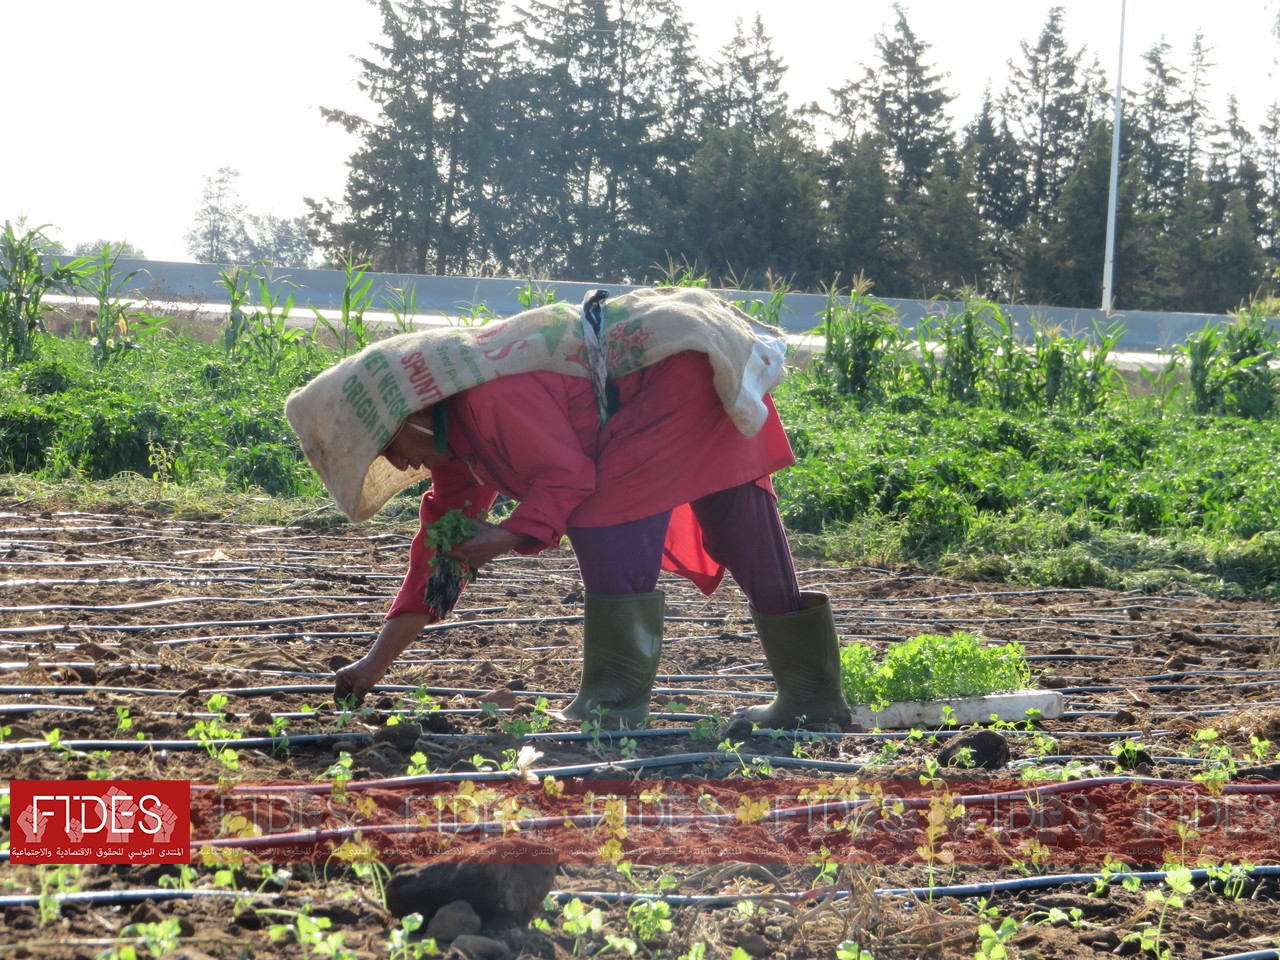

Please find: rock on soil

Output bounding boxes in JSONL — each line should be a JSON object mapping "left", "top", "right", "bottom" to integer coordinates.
{"left": 384, "top": 848, "right": 558, "bottom": 929}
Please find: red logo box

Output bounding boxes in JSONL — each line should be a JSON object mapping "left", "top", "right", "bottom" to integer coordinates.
{"left": 9, "top": 780, "right": 190, "bottom": 864}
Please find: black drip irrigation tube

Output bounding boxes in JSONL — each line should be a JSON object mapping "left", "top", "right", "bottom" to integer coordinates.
{"left": 0, "top": 889, "right": 278, "bottom": 910}
{"left": 547, "top": 863, "right": 1280, "bottom": 908}
{"left": 0, "top": 724, "right": 1162, "bottom": 756}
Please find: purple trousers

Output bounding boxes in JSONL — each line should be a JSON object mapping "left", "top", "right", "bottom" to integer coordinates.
{"left": 567, "top": 481, "right": 802, "bottom": 615}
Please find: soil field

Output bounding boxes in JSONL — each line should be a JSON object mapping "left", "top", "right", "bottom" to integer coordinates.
{"left": 3, "top": 506, "right": 1280, "bottom": 959}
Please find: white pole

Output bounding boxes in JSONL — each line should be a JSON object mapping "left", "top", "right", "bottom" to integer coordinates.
{"left": 1101, "top": 0, "right": 1127, "bottom": 313}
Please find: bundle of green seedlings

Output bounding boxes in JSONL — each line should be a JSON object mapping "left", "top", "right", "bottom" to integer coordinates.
{"left": 839, "top": 631, "right": 1031, "bottom": 705}
{"left": 423, "top": 509, "right": 476, "bottom": 617}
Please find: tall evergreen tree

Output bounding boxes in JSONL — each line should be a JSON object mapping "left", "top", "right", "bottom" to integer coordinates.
{"left": 961, "top": 90, "right": 1028, "bottom": 298}
{"left": 1001, "top": 7, "right": 1103, "bottom": 219}
{"left": 1131, "top": 41, "right": 1188, "bottom": 214}
{"left": 823, "top": 132, "right": 901, "bottom": 293}
{"left": 505, "top": 0, "right": 702, "bottom": 279}
{"left": 678, "top": 122, "right": 824, "bottom": 288}
{"left": 834, "top": 4, "right": 954, "bottom": 192}
{"left": 703, "top": 15, "right": 790, "bottom": 135}
{"left": 309, "top": 0, "right": 506, "bottom": 274}
{"left": 1257, "top": 101, "right": 1280, "bottom": 264}
{"left": 908, "top": 163, "right": 988, "bottom": 296}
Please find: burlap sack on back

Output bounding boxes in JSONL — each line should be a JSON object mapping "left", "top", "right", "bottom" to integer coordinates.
{"left": 285, "top": 286, "right": 790, "bottom": 521}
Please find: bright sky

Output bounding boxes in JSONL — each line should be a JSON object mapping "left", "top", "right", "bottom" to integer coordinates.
{"left": 4, "top": 1, "right": 1277, "bottom": 262}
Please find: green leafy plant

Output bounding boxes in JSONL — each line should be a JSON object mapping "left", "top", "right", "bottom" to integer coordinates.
{"left": 264, "top": 906, "right": 358, "bottom": 960}
{"left": 388, "top": 913, "right": 440, "bottom": 959}
{"left": 0, "top": 220, "right": 91, "bottom": 365}
{"left": 975, "top": 916, "right": 1019, "bottom": 959}
{"left": 80, "top": 245, "right": 166, "bottom": 366}
{"left": 313, "top": 252, "right": 375, "bottom": 355}
{"left": 559, "top": 897, "right": 604, "bottom": 957}
{"left": 625, "top": 899, "right": 673, "bottom": 941}
{"left": 187, "top": 693, "right": 241, "bottom": 773}
{"left": 37, "top": 864, "right": 81, "bottom": 925}
{"left": 1122, "top": 867, "right": 1194, "bottom": 960}
{"left": 839, "top": 632, "right": 1031, "bottom": 705}
{"left": 424, "top": 509, "right": 477, "bottom": 616}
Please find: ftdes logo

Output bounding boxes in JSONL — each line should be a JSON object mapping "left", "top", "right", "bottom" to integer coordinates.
{"left": 10, "top": 780, "right": 190, "bottom": 864}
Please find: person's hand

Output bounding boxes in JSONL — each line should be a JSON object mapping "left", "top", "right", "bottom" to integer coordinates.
{"left": 333, "top": 655, "right": 386, "bottom": 707}
{"left": 443, "top": 521, "right": 522, "bottom": 570}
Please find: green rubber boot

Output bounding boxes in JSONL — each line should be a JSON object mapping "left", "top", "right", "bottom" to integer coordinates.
{"left": 556, "top": 591, "right": 664, "bottom": 727}
{"left": 739, "top": 591, "right": 853, "bottom": 729}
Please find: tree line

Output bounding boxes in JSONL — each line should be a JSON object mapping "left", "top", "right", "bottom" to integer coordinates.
{"left": 303, "top": 0, "right": 1279, "bottom": 314}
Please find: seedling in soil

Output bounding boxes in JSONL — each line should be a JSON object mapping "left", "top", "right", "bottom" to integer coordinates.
{"left": 188, "top": 694, "right": 242, "bottom": 775}
{"left": 424, "top": 509, "right": 477, "bottom": 617}
{"left": 1109, "top": 738, "right": 1150, "bottom": 772}
{"left": 266, "top": 714, "right": 291, "bottom": 755}
{"left": 975, "top": 916, "right": 1018, "bottom": 959}
{"left": 559, "top": 897, "right": 605, "bottom": 957}
{"left": 1091, "top": 856, "right": 1141, "bottom": 897}
{"left": 37, "top": 864, "right": 81, "bottom": 925}
{"left": 157, "top": 864, "right": 198, "bottom": 891}
{"left": 119, "top": 917, "right": 184, "bottom": 958}
{"left": 396, "top": 684, "right": 440, "bottom": 721}
{"left": 329, "top": 834, "right": 391, "bottom": 906}
{"left": 1123, "top": 867, "right": 1194, "bottom": 960}
{"left": 405, "top": 750, "right": 431, "bottom": 776}
{"left": 265, "top": 905, "right": 358, "bottom": 960}
{"left": 321, "top": 752, "right": 354, "bottom": 799}
{"left": 1029, "top": 905, "right": 1085, "bottom": 928}
{"left": 1204, "top": 860, "right": 1255, "bottom": 900}
{"left": 87, "top": 749, "right": 116, "bottom": 780}
{"left": 43, "top": 728, "right": 73, "bottom": 760}
{"left": 626, "top": 898, "right": 674, "bottom": 941}
{"left": 388, "top": 913, "right": 440, "bottom": 960}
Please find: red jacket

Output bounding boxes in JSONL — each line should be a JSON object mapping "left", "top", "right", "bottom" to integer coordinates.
{"left": 387, "top": 351, "right": 794, "bottom": 618}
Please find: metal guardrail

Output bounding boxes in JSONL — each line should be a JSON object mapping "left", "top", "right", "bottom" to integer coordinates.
{"left": 52, "top": 257, "right": 1279, "bottom": 352}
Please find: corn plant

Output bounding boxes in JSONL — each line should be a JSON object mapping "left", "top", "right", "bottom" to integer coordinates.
{"left": 0, "top": 220, "right": 91, "bottom": 365}
{"left": 810, "top": 276, "right": 907, "bottom": 401}
{"left": 515, "top": 279, "right": 558, "bottom": 309}
{"left": 932, "top": 298, "right": 994, "bottom": 404}
{"left": 219, "top": 266, "right": 308, "bottom": 372}
{"left": 219, "top": 265, "right": 254, "bottom": 357}
{"left": 732, "top": 271, "right": 791, "bottom": 326}
{"left": 80, "top": 245, "right": 167, "bottom": 366}
{"left": 382, "top": 283, "right": 418, "bottom": 333}
{"left": 1177, "top": 306, "right": 1280, "bottom": 418}
{"left": 313, "top": 252, "right": 375, "bottom": 355}
{"left": 651, "top": 255, "right": 710, "bottom": 288}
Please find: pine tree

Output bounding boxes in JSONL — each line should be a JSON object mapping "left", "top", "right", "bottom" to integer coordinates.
{"left": 1001, "top": 7, "right": 1104, "bottom": 219}
{"left": 703, "top": 15, "right": 790, "bottom": 135}
{"left": 823, "top": 133, "right": 900, "bottom": 293}
{"left": 504, "top": 0, "right": 703, "bottom": 279}
{"left": 961, "top": 90, "right": 1028, "bottom": 299}
{"left": 836, "top": 4, "right": 954, "bottom": 192}
{"left": 1019, "top": 123, "right": 1115, "bottom": 306}
{"left": 309, "top": 0, "right": 505, "bottom": 273}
